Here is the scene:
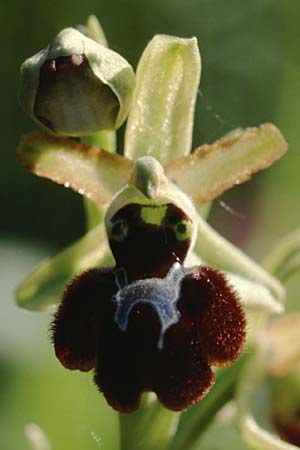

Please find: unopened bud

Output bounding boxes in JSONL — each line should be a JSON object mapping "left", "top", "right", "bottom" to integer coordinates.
{"left": 20, "top": 27, "right": 135, "bottom": 136}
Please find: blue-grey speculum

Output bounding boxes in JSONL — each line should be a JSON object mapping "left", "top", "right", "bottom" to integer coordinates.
{"left": 113, "top": 262, "right": 193, "bottom": 349}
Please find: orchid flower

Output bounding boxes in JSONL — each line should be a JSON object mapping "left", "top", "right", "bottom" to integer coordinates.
{"left": 16, "top": 16, "right": 288, "bottom": 450}
{"left": 16, "top": 27, "right": 286, "bottom": 315}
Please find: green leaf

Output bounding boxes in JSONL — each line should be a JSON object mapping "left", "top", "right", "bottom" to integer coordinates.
{"left": 166, "top": 124, "right": 288, "bottom": 206}
{"left": 124, "top": 34, "right": 200, "bottom": 165}
{"left": 194, "top": 214, "right": 285, "bottom": 304}
{"left": 16, "top": 222, "right": 112, "bottom": 310}
{"left": 18, "top": 132, "right": 133, "bottom": 206}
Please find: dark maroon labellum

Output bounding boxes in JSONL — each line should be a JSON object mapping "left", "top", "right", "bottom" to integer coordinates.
{"left": 52, "top": 191, "right": 245, "bottom": 412}
{"left": 52, "top": 261, "right": 246, "bottom": 412}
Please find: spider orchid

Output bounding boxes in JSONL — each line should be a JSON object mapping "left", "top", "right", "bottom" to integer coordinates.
{"left": 16, "top": 15, "right": 288, "bottom": 450}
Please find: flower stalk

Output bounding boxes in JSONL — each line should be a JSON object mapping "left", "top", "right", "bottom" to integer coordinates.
{"left": 119, "top": 394, "right": 180, "bottom": 450}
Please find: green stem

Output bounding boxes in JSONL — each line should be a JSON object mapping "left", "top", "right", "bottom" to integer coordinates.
{"left": 119, "top": 394, "right": 180, "bottom": 450}
{"left": 81, "top": 130, "right": 116, "bottom": 153}
{"left": 168, "top": 354, "right": 248, "bottom": 450}
{"left": 80, "top": 130, "right": 116, "bottom": 229}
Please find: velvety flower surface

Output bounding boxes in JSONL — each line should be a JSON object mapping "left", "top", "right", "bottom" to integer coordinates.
{"left": 52, "top": 202, "right": 246, "bottom": 413}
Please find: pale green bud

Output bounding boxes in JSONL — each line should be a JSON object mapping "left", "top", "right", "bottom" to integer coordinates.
{"left": 20, "top": 27, "right": 135, "bottom": 136}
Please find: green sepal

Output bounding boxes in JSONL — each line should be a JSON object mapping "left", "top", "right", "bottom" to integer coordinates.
{"left": 85, "top": 15, "right": 108, "bottom": 47}
{"left": 125, "top": 34, "right": 200, "bottom": 165}
{"left": 16, "top": 222, "right": 113, "bottom": 310}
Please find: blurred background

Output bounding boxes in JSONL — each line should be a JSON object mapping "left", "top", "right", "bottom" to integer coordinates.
{"left": 1, "top": 0, "right": 299, "bottom": 449}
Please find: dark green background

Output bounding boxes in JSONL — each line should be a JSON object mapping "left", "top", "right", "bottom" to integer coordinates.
{"left": 1, "top": 1, "right": 299, "bottom": 449}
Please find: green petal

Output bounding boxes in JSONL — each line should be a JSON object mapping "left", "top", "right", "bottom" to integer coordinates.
{"left": 261, "top": 229, "right": 300, "bottom": 282}
{"left": 124, "top": 34, "right": 200, "bottom": 165}
{"left": 226, "top": 273, "right": 284, "bottom": 314}
{"left": 18, "top": 132, "right": 133, "bottom": 205}
{"left": 186, "top": 251, "right": 282, "bottom": 315}
{"left": 16, "top": 222, "right": 112, "bottom": 311}
{"left": 166, "top": 124, "right": 288, "bottom": 206}
{"left": 194, "top": 215, "right": 285, "bottom": 303}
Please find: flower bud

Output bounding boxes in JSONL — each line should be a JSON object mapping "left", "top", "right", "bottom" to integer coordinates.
{"left": 271, "top": 372, "right": 300, "bottom": 446}
{"left": 20, "top": 27, "right": 135, "bottom": 136}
